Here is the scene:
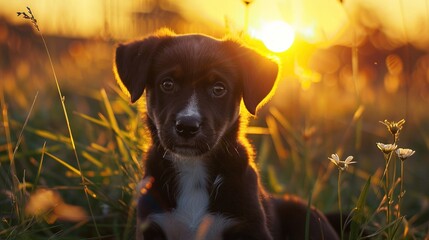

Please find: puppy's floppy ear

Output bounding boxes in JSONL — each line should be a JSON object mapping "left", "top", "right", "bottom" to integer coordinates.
{"left": 224, "top": 41, "right": 279, "bottom": 115}
{"left": 114, "top": 33, "right": 172, "bottom": 103}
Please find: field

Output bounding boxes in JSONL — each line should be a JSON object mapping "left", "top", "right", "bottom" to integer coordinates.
{"left": 1, "top": 10, "right": 429, "bottom": 239}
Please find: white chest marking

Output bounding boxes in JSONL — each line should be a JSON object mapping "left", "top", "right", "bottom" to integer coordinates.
{"left": 148, "top": 158, "right": 236, "bottom": 239}
{"left": 175, "top": 159, "right": 209, "bottom": 230}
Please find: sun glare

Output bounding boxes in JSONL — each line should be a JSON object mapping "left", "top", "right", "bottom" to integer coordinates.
{"left": 252, "top": 21, "right": 295, "bottom": 53}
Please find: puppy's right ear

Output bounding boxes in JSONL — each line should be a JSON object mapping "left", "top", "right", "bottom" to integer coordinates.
{"left": 114, "top": 35, "right": 170, "bottom": 103}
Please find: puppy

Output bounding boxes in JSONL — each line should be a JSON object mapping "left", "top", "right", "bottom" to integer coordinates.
{"left": 114, "top": 30, "right": 339, "bottom": 240}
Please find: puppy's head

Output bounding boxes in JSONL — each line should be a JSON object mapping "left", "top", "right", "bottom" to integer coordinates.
{"left": 114, "top": 30, "right": 278, "bottom": 158}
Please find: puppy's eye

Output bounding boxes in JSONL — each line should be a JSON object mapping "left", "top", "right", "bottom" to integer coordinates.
{"left": 211, "top": 82, "right": 227, "bottom": 97}
{"left": 160, "top": 78, "right": 175, "bottom": 93}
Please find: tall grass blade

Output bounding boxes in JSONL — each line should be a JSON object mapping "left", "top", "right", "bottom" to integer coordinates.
{"left": 33, "top": 142, "right": 46, "bottom": 191}
{"left": 266, "top": 114, "right": 288, "bottom": 160}
{"left": 81, "top": 151, "right": 103, "bottom": 168}
{"left": 17, "top": 7, "right": 101, "bottom": 236}
{"left": 267, "top": 165, "right": 285, "bottom": 193}
{"left": 45, "top": 152, "right": 83, "bottom": 177}
{"left": 100, "top": 89, "right": 143, "bottom": 179}
{"left": 350, "top": 176, "right": 371, "bottom": 239}
{"left": 1, "top": 88, "right": 21, "bottom": 221}
{"left": 269, "top": 107, "right": 304, "bottom": 147}
{"left": 305, "top": 185, "right": 314, "bottom": 240}
{"left": 75, "top": 111, "right": 110, "bottom": 128}
{"left": 101, "top": 89, "right": 128, "bottom": 159}
{"left": 12, "top": 92, "right": 39, "bottom": 158}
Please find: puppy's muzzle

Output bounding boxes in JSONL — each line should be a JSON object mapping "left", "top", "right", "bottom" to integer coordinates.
{"left": 175, "top": 116, "right": 201, "bottom": 139}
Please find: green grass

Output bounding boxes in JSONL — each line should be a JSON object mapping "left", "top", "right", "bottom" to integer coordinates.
{"left": 1, "top": 84, "right": 145, "bottom": 239}
{"left": 1, "top": 7, "right": 429, "bottom": 239}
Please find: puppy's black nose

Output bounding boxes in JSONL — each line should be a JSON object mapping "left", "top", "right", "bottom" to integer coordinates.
{"left": 175, "top": 116, "right": 201, "bottom": 138}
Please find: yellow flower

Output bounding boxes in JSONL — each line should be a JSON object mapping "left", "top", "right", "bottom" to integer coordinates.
{"left": 376, "top": 143, "right": 398, "bottom": 154}
{"left": 396, "top": 148, "right": 415, "bottom": 161}
{"left": 329, "top": 153, "right": 356, "bottom": 171}
{"left": 380, "top": 119, "right": 405, "bottom": 136}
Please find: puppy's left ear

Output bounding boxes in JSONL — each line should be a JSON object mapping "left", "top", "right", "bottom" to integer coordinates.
{"left": 114, "top": 34, "right": 172, "bottom": 103}
{"left": 224, "top": 41, "right": 279, "bottom": 115}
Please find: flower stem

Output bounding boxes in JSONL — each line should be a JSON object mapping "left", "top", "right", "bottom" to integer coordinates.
{"left": 398, "top": 160, "right": 404, "bottom": 218}
{"left": 386, "top": 134, "right": 399, "bottom": 239}
{"left": 384, "top": 152, "right": 392, "bottom": 239}
{"left": 338, "top": 170, "right": 344, "bottom": 240}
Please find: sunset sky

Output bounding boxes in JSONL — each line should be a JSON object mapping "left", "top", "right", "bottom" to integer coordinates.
{"left": 1, "top": 0, "right": 429, "bottom": 50}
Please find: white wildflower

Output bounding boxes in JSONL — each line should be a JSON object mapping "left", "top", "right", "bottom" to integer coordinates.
{"left": 329, "top": 153, "right": 356, "bottom": 171}
{"left": 376, "top": 143, "right": 398, "bottom": 154}
{"left": 396, "top": 148, "right": 415, "bottom": 161}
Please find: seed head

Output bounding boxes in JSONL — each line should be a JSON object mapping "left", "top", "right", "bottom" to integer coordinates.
{"left": 379, "top": 119, "right": 405, "bottom": 136}
{"left": 17, "top": 7, "right": 40, "bottom": 32}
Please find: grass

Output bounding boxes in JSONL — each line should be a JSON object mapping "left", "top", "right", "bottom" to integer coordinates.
{"left": 1, "top": 6, "right": 429, "bottom": 239}
{"left": 1, "top": 84, "right": 145, "bottom": 239}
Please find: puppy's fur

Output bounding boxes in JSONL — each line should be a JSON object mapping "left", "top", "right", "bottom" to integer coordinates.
{"left": 114, "top": 30, "right": 339, "bottom": 240}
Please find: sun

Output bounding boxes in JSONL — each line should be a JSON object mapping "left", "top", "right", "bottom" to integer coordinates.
{"left": 252, "top": 21, "right": 295, "bottom": 53}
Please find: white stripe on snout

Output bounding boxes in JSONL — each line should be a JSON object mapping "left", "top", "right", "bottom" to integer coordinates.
{"left": 177, "top": 94, "right": 200, "bottom": 118}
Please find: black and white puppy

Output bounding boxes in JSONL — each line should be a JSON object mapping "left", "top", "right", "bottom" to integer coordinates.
{"left": 114, "top": 30, "right": 339, "bottom": 240}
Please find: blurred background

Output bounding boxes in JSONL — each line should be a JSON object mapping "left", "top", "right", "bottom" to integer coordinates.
{"left": 1, "top": 0, "right": 429, "bottom": 239}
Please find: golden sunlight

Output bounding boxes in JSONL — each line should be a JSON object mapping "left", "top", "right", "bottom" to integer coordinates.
{"left": 251, "top": 21, "right": 295, "bottom": 53}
